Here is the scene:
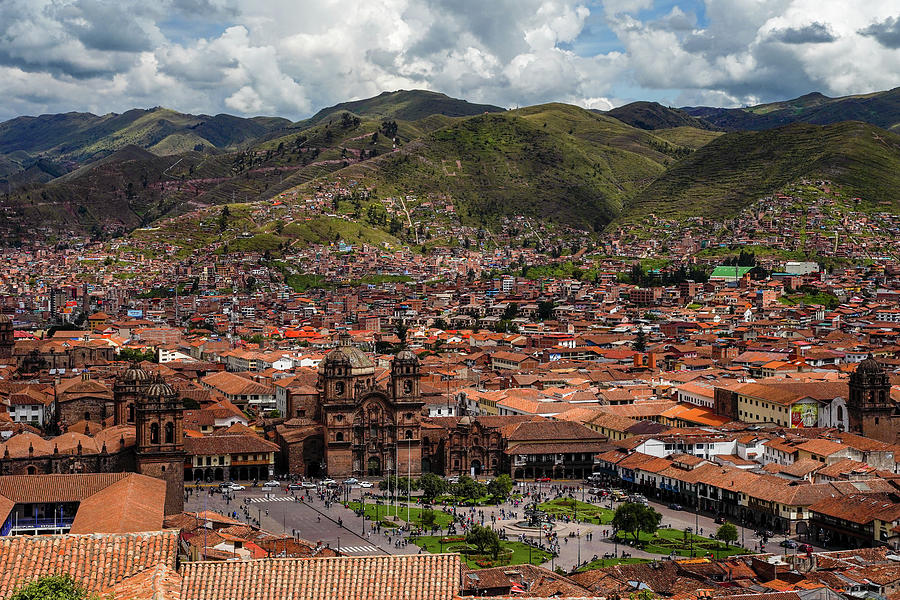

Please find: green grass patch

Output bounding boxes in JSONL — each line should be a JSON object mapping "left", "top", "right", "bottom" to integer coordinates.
{"left": 347, "top": 501, "right": 453, "bottom": 528}
{"left": 615, "top": 527, "right": 751, "bottom": 559}
{"left": 412, "top": 535, "right": 551, "bottom": 569}
{"left": 539, "top": 499, "right": 615, "bottom": 525}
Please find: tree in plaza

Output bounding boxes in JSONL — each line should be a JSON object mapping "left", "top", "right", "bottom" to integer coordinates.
{"left": 454, "top": 475, "right": 486, "bottom": 503}
{"left": 420, "top": 508, "right": 437, "bottom": 529}
{"left": 611, "top": 502, "right": 662, "bottom": 545}
{"left": 418, "top": 472, "right": 447, "bottom": 503}
{"left": 486, "top": 474, "right": 513, "bottom": 504}
{"left": 9, "top": 575, "right": 97, "bottom": 600}
{"left": 715, "top": 522, "right": 739, "bottom": 547}
{"left": 466, "top": 524, "right": 501, "bottom": 559}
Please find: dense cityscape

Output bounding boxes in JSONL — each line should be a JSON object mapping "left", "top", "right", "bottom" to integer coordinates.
{"left": 2, "top": 2, "right": 900, "bottom": 600}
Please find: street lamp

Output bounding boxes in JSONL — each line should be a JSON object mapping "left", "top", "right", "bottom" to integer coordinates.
{"left": 577, "top": 529, "right": 581, "bottom": 566}
{"left": 686, "top": 527, "right": 693, "bottom": 557}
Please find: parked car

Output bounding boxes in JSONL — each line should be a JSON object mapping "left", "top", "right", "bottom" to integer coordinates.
{"left": 321, "top": 478, "right": 337, "bottom": 487}
{"left": 344, "top": 478, "right": 359, "bottom": 485}
{"left": 798, "top": 543, "right": 813, "bottom": 553}
{"left": 780, "top": 539, "right": 798, "bottom": 548}
{"left": 714, "top": 515, "right": 727, "bottom": 524}
{"left": 667, "top": 503, "right": 684, "bottom": 511}
{"left": 287, "top": 483, "right": 303, "bottom": 490}
{"left": 263, "top": 480, "right": 280, "bottom": 487}
{"left": 358, "top": 481, "right": 374, "bottom": 488}
{"left": 301, "top": 481, "right": 317, "bottom": 489}
{"left": 446, "top": 476, "right": 460, "bottom": 484}
{"left": 535, "top": 476, "right": 551, "bottom": 482}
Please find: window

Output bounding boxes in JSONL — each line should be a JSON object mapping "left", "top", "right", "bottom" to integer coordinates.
{"left": 405, "top": 430, "right": 413, "bottom": 439}
{"left": 150, "top": 423, "right": 160, "bottom": 444}
{"left": 837, "top": 405, "right": 843, "bottom": 421}
{"left": 84, "top": 411, "right": 90, "bottom": 421}
{"left": 336, "top": 432, "right": 344, "bottom": 442}
{"left": 335, "top": 414, "right": 344, "bottom": 422}
{"left": 165, "top": 422, "right": 174, "bottom": 444}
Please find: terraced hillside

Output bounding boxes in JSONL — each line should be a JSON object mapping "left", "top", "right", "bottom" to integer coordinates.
{"left": 623, "top": 121, "right": 900, "bottom": 220}
{"left": 300, "top": 103, "right": 697, "bottom": 230}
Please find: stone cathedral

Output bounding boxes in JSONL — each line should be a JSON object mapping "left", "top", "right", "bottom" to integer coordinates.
{"left": 278, "top": 334, "right": 424, "bottom": 479}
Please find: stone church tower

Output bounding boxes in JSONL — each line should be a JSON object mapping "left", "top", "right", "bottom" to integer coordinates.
{"left": 0, "top": 315, "right": 13, "bottom": 360}
{"left": 113, "top": 363, "right": 151, "bottom": 425}
{"left": 135, "top": 374, "right": 185, "bottom": 515}
{"left": 847, "top": 355, "right": 898, "bottom": 443}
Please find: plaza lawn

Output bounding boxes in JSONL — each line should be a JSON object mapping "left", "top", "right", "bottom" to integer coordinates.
{"left": 614, "top": 527, "right": 751, "bottom": 558}
{"left": 575, "top": 557, "right": 649, "bottom": 572}
{"left": 348, "top": 501, "right": 453, "bottom": 528}
{"left": 412, "top": 535, "right": 552, "bottom": 569}
{"left": 433, "top": 494, "right": 497, "bottom": 506}
{"left": 539, "top": 499, "right": 615, "bottom": 525}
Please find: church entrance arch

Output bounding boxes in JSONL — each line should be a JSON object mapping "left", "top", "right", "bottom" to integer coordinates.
{"left": 367, "top": 456, "right": 382, "bottom": 477}
{"left": 471, "top": 459, "right": 482, "bottom": 476}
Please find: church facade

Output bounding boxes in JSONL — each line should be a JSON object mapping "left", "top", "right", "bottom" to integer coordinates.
{"left": 277, "top": 336, "right": 424, "bottom": 479}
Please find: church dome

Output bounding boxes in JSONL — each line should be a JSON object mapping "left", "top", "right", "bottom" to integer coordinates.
{"left": 121, "top": 363, "right": 150, "bottom": 383}
{"left": 323, "top": 332, "right": 374, "bottom": 370}
{"left": 323, "top": 345, "right": 373, "bottom": 369}
{"left": 394, "top": 349, "right": 419, "bottom": 365}
{"left": 856, "top": 355, "right": 883, "bottom": 374}
{"left": 146, "top": 375, "right": 176, "bottom": 399}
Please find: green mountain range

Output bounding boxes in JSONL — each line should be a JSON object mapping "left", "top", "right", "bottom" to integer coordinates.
{"left": 682, "top": 88, "right": 900, "bottom": 132}
{"left": 1, "top": 87, "right": 899, "bottom": 243}
{"left": 605, "top": 102, "right": 720, "bottom": 131}
{"left": 298, "top": 89, "right": 505, "bottom": 126}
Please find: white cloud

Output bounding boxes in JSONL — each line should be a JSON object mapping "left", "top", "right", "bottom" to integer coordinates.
{"left": 0, "top": 0, "right": 898, "bottom": 121}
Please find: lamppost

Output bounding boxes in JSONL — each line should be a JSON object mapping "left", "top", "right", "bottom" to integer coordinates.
{"left": 577, "top": 529, "right": 581, "bottom": 566}
{"left": 686, "top": 527, "right": 693, "bottom": 557}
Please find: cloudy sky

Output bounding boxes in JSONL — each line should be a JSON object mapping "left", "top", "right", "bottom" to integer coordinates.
{"left": 1, "top": 0, "right": 899, "bottom": 121}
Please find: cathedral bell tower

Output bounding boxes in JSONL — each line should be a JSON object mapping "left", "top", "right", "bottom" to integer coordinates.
{"left": 391, "top": 350, "right": 424, "bottom": 476}
{"left": 847, "top": 355, "right": 897, "bottom": 443}
{"left": 135, "top": 374, "right": 185, "bottom": 514}
{"left": 113, "top": 363, "right": 150, "bottom": 425}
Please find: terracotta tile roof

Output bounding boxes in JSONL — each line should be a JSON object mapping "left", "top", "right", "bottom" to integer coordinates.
{"left": 102, "top": 563, "right": 182, "bottom": 600}
{"left": 0, "top": 472, "right": 129, "bottom": 503}
{"left": 185, "top": 433, "right": 279, "bottom": 456}
{"left": 795, "top": 438, "right": 846, "bottom": 456}
{"left": 179, "top": 554, "right": 461, "bottom": 600}
{"left": 0, "top": 530, "right": 178, "bottom": 598}
{"left": 69, "top": 473, "right": 167, "bottom": 533}
{"left": 809, "top": 492, "right": 900, "bottom": 524}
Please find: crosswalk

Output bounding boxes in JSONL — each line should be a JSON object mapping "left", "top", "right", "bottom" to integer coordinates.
{"left": 337, "top": 545, "right": 380, "bottom": 555}
{"left": 248, "top": 496, "right": 296, "bottom": 503}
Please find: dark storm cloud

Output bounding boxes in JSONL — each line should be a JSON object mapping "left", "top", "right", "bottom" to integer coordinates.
{"left": 859, "top": 16, "right": 900, "bottom": 48}
{"left": 771, "top": 22, "right": 837, "bottom": 44}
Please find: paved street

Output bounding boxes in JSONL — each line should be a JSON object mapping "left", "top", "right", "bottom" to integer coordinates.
{"left": 185, "top": 480, "right": 824, "bottom": 571}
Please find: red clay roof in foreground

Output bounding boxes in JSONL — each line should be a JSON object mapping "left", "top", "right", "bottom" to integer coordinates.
{"left": 179, "top": 554, "right": 461, "bottom": 600}
{"left": 0, "top": 530, "right": 178, "bottom": 597}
